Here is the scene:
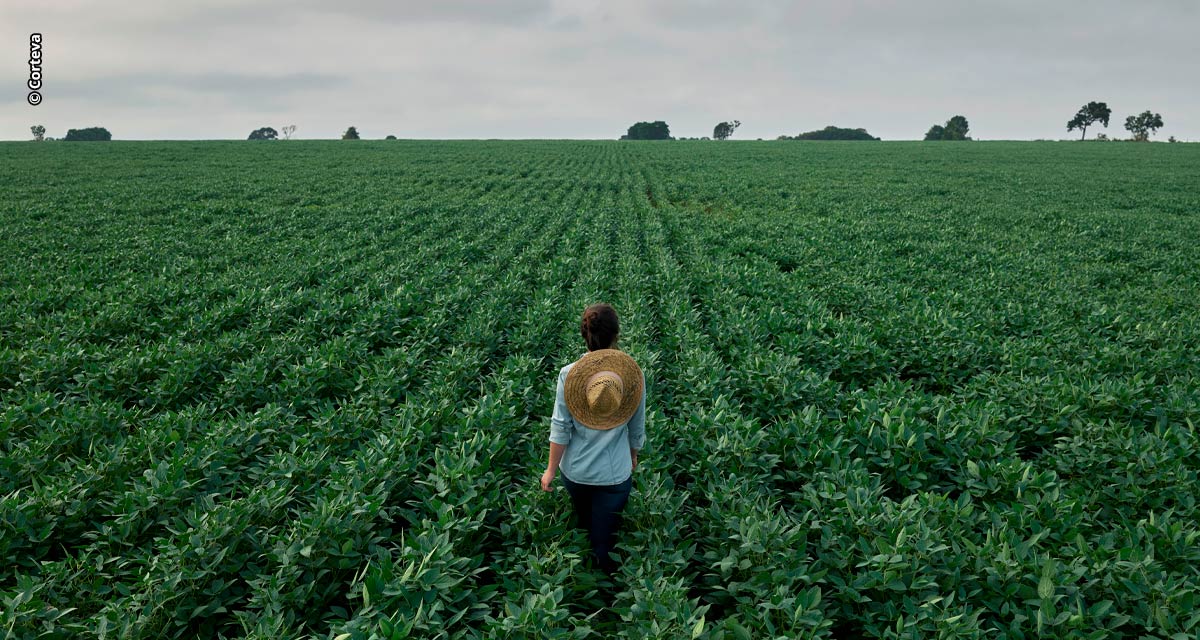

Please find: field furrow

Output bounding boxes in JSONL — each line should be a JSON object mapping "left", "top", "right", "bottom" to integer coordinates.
{"left": 1, "top": 140, "right": 1198, "bottom": 639}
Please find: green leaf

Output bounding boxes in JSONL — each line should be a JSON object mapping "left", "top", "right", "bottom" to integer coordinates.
{"left": 1038, "top": 571, "right": 1054, "bottom": 600}
{"left": 1088, "top": 600, "right": 1113, "bottom": 617}
{"left": 1038, "top": 559, "right": 1056, "bottom": 600}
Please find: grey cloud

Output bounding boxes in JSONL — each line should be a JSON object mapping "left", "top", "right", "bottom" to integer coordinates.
{"left": 153, "top": 0, "right": 555, "bottom": 29}
{"left": 49, "top": 71, "right": 347, "bottom": 108}
{"left": 1, "top": 0, "right": 1196, "bottom": 141}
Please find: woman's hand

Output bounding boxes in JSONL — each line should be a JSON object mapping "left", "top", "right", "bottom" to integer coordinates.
{"left": 631, "top": 449, "right": 638, "bottom": 472}
{"left": 540, "top": 467, "right": 555, "bottom": 492}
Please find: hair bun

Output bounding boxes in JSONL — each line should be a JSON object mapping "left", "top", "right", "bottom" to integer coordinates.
{"left": 579, "top": 304, "right": 619, "bottom": 352}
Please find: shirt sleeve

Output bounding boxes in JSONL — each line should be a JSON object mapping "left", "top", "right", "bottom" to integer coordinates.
{"left": 549, "top": 371, "right": 572, "bottom": 445}
{"left": 627, "top": 377, "right": 647, "bottom": 450}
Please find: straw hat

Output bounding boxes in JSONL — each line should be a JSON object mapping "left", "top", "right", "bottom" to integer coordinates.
{"left": 564, "top": 349, "right": 644, "bottom": 430}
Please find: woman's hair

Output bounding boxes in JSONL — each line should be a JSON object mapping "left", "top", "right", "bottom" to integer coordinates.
{"left": 580, "top": 303, "right": 619, "bottom": 351}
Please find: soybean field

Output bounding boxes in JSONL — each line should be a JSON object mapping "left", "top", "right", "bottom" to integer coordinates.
{"left": 2, "top": 140, "right": 1199, "bottom": 639}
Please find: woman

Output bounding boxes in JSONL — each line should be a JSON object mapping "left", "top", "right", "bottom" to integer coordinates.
{"left": 540, "top": 303, "right": 647, "bottom": 576}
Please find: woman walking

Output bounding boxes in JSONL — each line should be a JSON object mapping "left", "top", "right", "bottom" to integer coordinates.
{"left": 540, "top": 303, "right": 647, "bottom": 576}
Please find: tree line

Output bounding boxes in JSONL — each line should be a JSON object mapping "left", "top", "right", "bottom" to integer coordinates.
{"left": 1065, "top": 102, "right": 1165, "bottom": 142}
{"left": 26, "top": 126, "right": 113, "bottom": 142}
{"left": 619, "top": 103, "right": 1170, "bottom": 142}
{"left": 23, "top": 104, "right": 1176, "bottom": 142}
{"left": 249, "top": 126, "right": 369, "bottom": 140}
{"left": 22, "top": 125, "right": 383, "bottom": 142}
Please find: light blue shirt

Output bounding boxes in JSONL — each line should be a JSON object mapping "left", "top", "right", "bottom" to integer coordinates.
{"left": 549, "top": 358, "right": 647, "bottom": 486}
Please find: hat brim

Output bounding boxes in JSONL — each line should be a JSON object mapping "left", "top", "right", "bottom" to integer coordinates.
{"left": 564, "top": 349, "right": 643, "bottom": 430}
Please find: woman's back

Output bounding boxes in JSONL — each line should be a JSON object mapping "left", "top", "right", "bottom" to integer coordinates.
{"left": 550, "top": 360, "right": 646, "bottom": 485}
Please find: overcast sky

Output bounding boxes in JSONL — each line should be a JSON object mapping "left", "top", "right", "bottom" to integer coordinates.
{"left": 2, "top": 0, "right": 1197, "bottom": 141}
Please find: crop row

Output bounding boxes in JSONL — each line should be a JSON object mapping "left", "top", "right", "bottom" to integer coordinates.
{"left": 2, "top": 140, "right": 1198, "bottom": 638}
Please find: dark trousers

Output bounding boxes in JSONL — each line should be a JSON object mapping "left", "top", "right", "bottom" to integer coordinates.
{"left": 560, "top": 473, "right": 633, "bottom": 575}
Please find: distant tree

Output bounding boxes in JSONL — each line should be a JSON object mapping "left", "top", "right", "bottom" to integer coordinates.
{"left": 31, "top": 125, "right": 45, "bottom": 141}
{"left": 1168, "top": 136, "right": 1178, "bottom": 143}
{"left": 1066, "top": 102, "right": 1111, "bottom": 140}
{"left": 923, "top": 116, "right": 971, "bottom": 141}
{"left": 385, "top": 135, "right": 397, "bottom": 140}
{"left": 622, "top": 121, "right": 671, "bottom": 140}
{"left": 248, "top": 127, "right": 278, "bottom": 140}
{"left": 1124, "top": 111, "right": 1163, "bottom": 141}
{"left": 1095, "top": 133, "right": 1110, "bottom": 142}
{"left": 781, "top": 126, "right": 880, "bottom": 141}
{"left": 713, "top": 120, "right": 741, "bottom": 140}
{"left": 64, "top": 127, "right": 112, "bottom": 141}
{"left": 944, "top": 115, "right": 970, "bottom": 140}
{"left": 280, "top": 124, "right": 296, "bottom": 140}
{"left": 342, "top": 126, "right": 360, "bottom": 140}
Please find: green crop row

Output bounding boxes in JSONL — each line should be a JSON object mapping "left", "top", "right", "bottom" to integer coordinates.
{"left": 1, "top": 140, "right": 1198, "bottom": 638}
